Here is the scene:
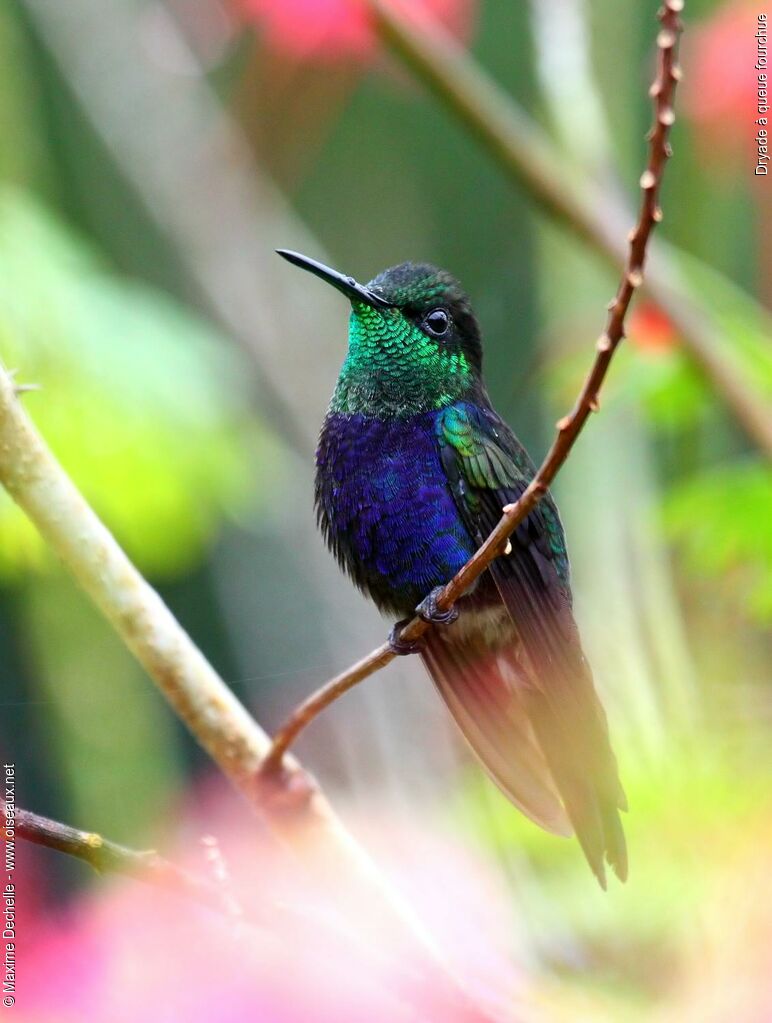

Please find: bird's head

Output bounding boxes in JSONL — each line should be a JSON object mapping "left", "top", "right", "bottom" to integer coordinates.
{"left": 278, "top": 250, "right": 483, "bottom": 417}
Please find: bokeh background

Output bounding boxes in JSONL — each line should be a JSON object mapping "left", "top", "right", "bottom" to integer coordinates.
{"left": 1, "top": 0, "right": 770, "bottom": 1019}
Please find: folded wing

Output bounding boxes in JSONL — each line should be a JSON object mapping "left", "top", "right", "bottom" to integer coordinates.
{"left": 431, "top": 402, "right": 627, "bottom": 886}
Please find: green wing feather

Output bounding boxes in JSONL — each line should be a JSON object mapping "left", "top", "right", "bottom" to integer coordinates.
{"left": 435, "top": 403, "right": 628, "bottom": 886}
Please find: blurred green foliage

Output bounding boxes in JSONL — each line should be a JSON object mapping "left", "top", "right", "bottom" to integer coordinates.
{"left": 676, "top": 248, "right": 772, "bottom": 406}
{"left": 632, "top": 252, "right": 772, "bottom": 622}
{"left": 457, "top": 732, "right": 772, "bottom": 1019}
{"left": 0, "top": 188, "right": 259, "bottom": 577}
{"left": 664, "top": 462, "right": 772, "bottom": 621}
{"left": 544, "top": 247, "right": 772, "bottom": 625}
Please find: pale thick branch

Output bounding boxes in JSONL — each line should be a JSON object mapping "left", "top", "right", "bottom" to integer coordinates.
{"left": 14, "top": 807, "right": 240, "bottom": 919}
{"left": 0, "top": 369, "right": 472, "bottom": 1004}
{"left": 0, "top": 366, "right": 279, "bottom": 794}
{"left": 263, "top": 0, "right": 686, "bottom": 769}
{"left": 370, "top": 0, "right": 772, "bottom": 459}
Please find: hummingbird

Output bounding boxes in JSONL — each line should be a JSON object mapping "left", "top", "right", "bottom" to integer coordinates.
{"left": 278, "top": 249, "right": 627, "bottom": 887}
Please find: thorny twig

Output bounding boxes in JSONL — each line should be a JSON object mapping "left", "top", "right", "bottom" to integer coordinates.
{"left": 13, "top": 807, "right": 242, "bottom": 919}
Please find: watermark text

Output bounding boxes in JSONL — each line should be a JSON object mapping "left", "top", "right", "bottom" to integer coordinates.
{"left": 3, "top": 766, "right": 15, "bottom": 1008}
{"left": 756, "top": 14, "right": 769, "bottom": 174}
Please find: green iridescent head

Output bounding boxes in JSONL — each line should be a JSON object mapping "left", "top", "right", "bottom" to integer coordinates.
{"left": 277, "top": 250, "right": 483, "bottom": 417}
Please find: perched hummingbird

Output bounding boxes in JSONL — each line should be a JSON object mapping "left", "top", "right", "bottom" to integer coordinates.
{"left": 278, "top": 250, "right": 627, "bottom": 886}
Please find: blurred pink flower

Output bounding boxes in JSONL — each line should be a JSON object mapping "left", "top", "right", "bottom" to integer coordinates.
{"left": 16, "top": 791, "right": 518, "bottom": 1021}
{"left": 232, "top": 0, "right": 475, "bottom": 64}
{"left": 682, "top": 1, "right": 763, "bottom": 166}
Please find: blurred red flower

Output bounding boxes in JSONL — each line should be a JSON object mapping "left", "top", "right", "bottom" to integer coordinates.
{"left": 232, "top": 0, "right": 475, "bottom": 64}
{"left": 682, "top": 1, "right": 763, "bottom": 165}
{"left": 629, "top": 303, "right": 679, "bottom": 354}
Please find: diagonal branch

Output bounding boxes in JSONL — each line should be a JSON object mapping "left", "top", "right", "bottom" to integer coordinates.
{"left": 0, "top": 360, "right": 280, "bottom": 796}
{"left": 13, "top": 806, "right": 241, "bottom": 920}
{"left": 0, "top": 364, "right": 472, "bottom": 985}
{"left": 261, "top": 0, "right": 686, "bottom": 770}
{"left": 0, "top": 392, "right": 487, "bottom": 1014}
{"left": 369, "top": 0, "right": 772, "bottom": 459}
{"left": 0, "top": 371, "right": 488, "bottom": 1012}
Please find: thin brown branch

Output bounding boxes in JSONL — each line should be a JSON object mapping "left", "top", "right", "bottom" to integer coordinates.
{"left": 262, "top": 644, "right": 394, "bottom": 773}
{"left": 14, "top": 807, "right": 241, "bottom": 919}
{"left": 369, "top": 0, "right": 772, "bottom": 459}
{"left": 263, "top": 0, "right": 685, "bottom": 768}
{"left": 13, "top": 808, "right": 409, "bottom": 952}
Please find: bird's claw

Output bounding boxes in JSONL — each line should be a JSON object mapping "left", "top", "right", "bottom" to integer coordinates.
{"left": 416, "top": 587, "right": 459, "bottom": 627}
{"left": 388, "top": 589, "right": 459, "bottom": 656}
{"left": 388, "top": 619, "right": 423, "bottom": 656}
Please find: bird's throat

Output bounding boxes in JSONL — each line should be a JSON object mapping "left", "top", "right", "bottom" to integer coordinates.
{"left": 330, "top": 307, "right": 474, "bottom": 418}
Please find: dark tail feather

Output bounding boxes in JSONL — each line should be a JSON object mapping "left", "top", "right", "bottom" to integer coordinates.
{"left": 487, "top": 561, "right": 629, "bottom": 887}
{"left": 421, "top": 629, "right": 571, "bottom": 838}
{"left": 523, "top": 687, "right": 628, "bottom": 888}
{"left": 423, "top": 609, "right": 627, "bottom": 888}
{"left": 517, "top": 618, "right": 627, "bottom": 886}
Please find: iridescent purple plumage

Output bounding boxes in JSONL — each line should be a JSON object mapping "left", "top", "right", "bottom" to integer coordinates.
{"left": 316, "top": 410, "right": 476, "bottom": 614}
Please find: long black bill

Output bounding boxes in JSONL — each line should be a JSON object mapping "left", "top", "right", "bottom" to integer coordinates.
{"left": 276, "top": 249, "right": 394, "bottom": 311}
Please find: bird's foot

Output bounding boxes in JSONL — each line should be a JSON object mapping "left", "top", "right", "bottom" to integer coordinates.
{"left": 416, "top": 586, "right": 459, "bottom": 627}
{"left": 388, "top": 589, "right": 459, "bottom": 656}
{"left": 388, "top": 619, "right": 422, "bottom": 656}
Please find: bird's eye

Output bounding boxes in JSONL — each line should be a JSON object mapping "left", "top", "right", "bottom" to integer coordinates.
{"left": 423, "top": 308, "right": 450, "bottom": 337}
